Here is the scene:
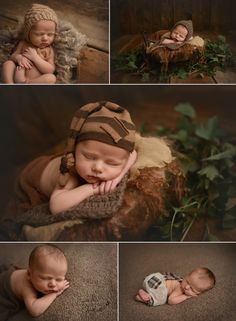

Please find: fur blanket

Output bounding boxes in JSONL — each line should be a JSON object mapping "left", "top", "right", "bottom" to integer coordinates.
{"left": 0, "top": 135, "right": 186, "bottom": 241}
{"left": 0, "top": 18, "right": 87, "bottom": 83}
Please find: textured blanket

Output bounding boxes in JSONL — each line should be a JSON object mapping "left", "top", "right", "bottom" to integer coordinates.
{"left": 0, "top": 264, "right": 22, "bottom": 321}
{"left": 0, "top": 243, "right": 117, "bottom": 321}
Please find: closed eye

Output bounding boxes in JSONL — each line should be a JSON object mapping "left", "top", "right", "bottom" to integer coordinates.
{"left": 82, "top": 152, "right": 97, "bottom": 160}
{"left": 106, "top": 162, "right": 121, "bottom": 166}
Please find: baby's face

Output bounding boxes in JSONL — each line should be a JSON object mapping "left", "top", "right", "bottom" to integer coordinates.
{"left": 28, "top": 256, "right": 67, "bottom": 294}
{"left": 170, "top": 25, "right": 188, "bottom": 42}
{"left": 181, "top": 271, "right": 209, "bottom": 297}
{"left": 29, "top": 20, "right": 56, "bottom": 48}
{"left": 75, "top": 140, "right": 129, "bottom": 183}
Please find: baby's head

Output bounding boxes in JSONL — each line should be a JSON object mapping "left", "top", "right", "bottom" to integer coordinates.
{"left": 24, "top": 4, "right": 58, "bottom": 48}
{"left": 28, "top": 244, "right": 68, "bottom": 294}
{"left": 60, "top": 101, "right": 136, "bottom": 186}
{"left": 170, "top": 20, "right": 193, "bottom": 43}
{"left": 181, "top": 267, "right": 216, "bottom": 297}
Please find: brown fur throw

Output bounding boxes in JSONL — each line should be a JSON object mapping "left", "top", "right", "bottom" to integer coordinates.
{"left": 57, "top": 161, "right": 186, "bottom": 241}
{"left": 146, "top": 30, "right": 204, "bottom": 71}
{"left": 0, "top": 19, "right": 87, "bottom": 83}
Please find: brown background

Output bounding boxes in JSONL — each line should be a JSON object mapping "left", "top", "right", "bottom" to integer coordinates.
{"left": 111, "top": 0, "right": 236, "bottom": 37}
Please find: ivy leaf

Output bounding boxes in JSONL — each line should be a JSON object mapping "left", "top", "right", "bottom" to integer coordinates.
{"left": 127, "top": 60, "right": 137, "bottom": 70}
{"left": 198, "top": 165, "right": 223, "bottom": 181}
{"left": 180, "top": 158, "right": 199, "bottom": 174}
{"left": 218, "top": 35, "right": 226, "bottom": 42}
{"left": 175, "top": 68, "right": 188, "bottom": 79}
{"left": 175, "top": 103, "right": 196, "bottom": 118}
{"left": 195, "top": 116, "right": 219, "bottom": 141}
{"left": 170, "top": 129, "right": 188, "bottom": 142}
{"left": 141, "top": 72, "right": 150, "bottom": 82}
{"left": 204, "top": 144, "right": 236, "bottom": 161}
{"left": 176, "top": 117, "right": 195, "bottom": 133}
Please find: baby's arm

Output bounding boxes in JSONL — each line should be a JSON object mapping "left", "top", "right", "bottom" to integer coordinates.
{"left": 161, "top": 38, "right": 176, "bottom": 44}
{"left": 95, "top": 150, "right": 137, "bottom": 194}
{"left": 168, "top": 293, "right": 192, "bottom": 305}
{"left": 10, "top": 41, "right": 32, "bottom": 69}
{"left": 22, "top": 47, "right": 55, "bottom": 74}
{"left": 50, "top": 175, "right": 94, "bottom": 214}
{"left": 23, "top": 280, "right": 69, "bottom": 317}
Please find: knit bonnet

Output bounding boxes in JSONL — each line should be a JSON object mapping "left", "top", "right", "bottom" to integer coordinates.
{"left": 171, "top": 20, "right": 193, "bottom": 42}
{"left": 59, "top": 101, "right": 136, "bottom": 186}
{"left": 24, "top": 3, "right": 58, "bottom": 41}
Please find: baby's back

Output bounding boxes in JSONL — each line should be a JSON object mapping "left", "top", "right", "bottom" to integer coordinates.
{"left": 10, "top": 269, "right": 28, "bottom": 300}
{"left": 40, "top": 156, "right": 61, "bottom": 197}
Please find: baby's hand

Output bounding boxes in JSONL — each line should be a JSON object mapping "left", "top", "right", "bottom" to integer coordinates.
{"left": 92, "top": 180, "right": 116, "bottom": 195}
{"left": 16, "top": 55, "right": 32, "bottom": 69}
{"left": 161, "top": 38, "right": 175, "bottom": 44}
{"left": 23, "top": 47, "right": 38, "bottom": 61}
{"left": 55, "top": 280, "right": 70, "bottom": 297}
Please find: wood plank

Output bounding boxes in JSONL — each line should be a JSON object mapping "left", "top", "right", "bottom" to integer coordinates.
{"left": 170, "top": 73, "right": 215, "bottom": 84}
{"left": 111, "top": 0, "right": 236, "bottom": 35}
{"left": 78, "top": 47, "right": 109, "bottom": 83}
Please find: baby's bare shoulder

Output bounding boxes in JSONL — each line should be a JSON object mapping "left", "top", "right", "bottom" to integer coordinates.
{"left": 10, "top": 269, "right": 31, "bottom": 299}
{"left": 40, "top": 156, "right": 61, "bottom": 196}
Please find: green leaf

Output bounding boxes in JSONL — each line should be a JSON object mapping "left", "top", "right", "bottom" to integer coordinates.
{"left": 175, "top": 103, "right": 196, "bottom": 118}
{"left": 141, "top": 72, "right": 150, "bottom": 82}
{"left": 179, "top": 158, "right": 199, "bottom": 174}
{"left": 170, "top": 129, "right": 188, "bottom": 142}
{"left": 198, "top": 165, "right": 223, "bottom": 181}
{"left": 176, "top": 117, "right": 195, "bottom": 133}
{"left": 218, "top": 35, "right": 226, "bottom": 42}
{"left": 127, "top": 60, "right": 137, "bottom": 70}
{"left": 195, "top": 116, "right": 219, "bottom": 141}
{"left": 204, "top": 144, "right": 236, "bottom": 161}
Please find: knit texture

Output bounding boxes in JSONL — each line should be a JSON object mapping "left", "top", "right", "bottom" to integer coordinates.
{"left": 24, "top": 3, "right": 58, "bottom": 41}
{"left": 162, "top": 20, "right": 193, "bottom": 50}
{"left": 172, "top": 20, "right": 193, "bottom": 42}
{"left": 11, "top": 173, "right": 128, "bottom": 229}
{"left": 60, "top": 101, "right": 136, "bottom": 186}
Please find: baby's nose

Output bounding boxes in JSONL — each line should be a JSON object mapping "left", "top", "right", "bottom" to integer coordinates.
{"left": 48, "top": 280, "right": 56, "bottom": 287}
{"left": 92, "top": 162, "right": 103, "bottom": 173}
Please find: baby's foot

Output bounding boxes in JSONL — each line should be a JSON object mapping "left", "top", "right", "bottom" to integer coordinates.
{"left": 135, "top": 293, "right": 143, "bottom": 302}
{"left": 14, "top": 66, "right": 26, "bottom": 83}
{"left": 138, "top": 289, "right": 151, "bottom": 302}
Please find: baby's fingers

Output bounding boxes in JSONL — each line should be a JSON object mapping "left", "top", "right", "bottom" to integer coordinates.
{"left": 99, "top": 182, "right": 106, "bottom": 194}
{"left": 64, "top": 280, "right": 70, "bottom": 287}
{"left": 104, "top": 180, "right": 113, "bottom": 194}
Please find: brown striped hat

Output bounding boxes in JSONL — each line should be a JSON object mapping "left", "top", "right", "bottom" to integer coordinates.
{"left": 59, "top": 101, "right": 136, "bottom": 185}
{"left": 24, "top": 3, "right": 58, "bottom": 41}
